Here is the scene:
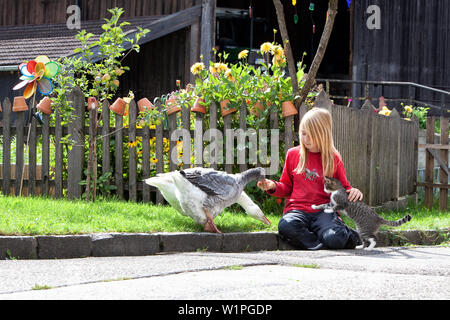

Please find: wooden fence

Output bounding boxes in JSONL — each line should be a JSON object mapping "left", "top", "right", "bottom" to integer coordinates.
{"left": 0, "top": 88, "right": 419, "bottom": 208}
{"left": 417, "top": 117, "right": 449, "bottom": 210}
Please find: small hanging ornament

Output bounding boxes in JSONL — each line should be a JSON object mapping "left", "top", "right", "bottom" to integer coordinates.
{"left": 346, "top": 0, "right": 351, "bottom": 9}
{"left": 309, "top": 2, "right": 315, "bottom": 11}
{"left": 313, "top": 24, "right": 316, "bottom": 34}
{"left": 249, "top": 5, "right": 252, "bottom": 19}
{"left": 294, "top": 14, "right": 299, "bottom": 24}
{"left": 326, "top": 11, "right": 329, "bottom": 21}
{"left": 292, "top": 0, "right": 297, "bottom": 5}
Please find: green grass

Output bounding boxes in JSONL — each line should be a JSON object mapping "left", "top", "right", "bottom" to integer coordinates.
{"left": 0, "top": 195, "right": 279, "bottom": 235}
{"left": 0, "top": 195, "right": 447, "bottom": 236}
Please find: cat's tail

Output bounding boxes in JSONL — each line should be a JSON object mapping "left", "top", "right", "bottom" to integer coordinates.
{"left": 381, "top": 214, "right": 412, "bottom": 227}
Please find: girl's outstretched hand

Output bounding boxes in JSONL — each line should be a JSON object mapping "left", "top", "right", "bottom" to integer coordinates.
{"left": 347, "top": 187, "right": 363, "bottom": 202}
{"left": 257, "top": 179, "right": 276, "bottom": 192}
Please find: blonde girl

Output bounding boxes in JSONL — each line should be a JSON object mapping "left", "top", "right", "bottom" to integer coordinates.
{"left": 258, "top": 108, "right": 363, "bottom": 250}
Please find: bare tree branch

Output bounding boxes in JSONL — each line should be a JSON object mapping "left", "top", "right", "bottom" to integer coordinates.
{"left": 296, "top": 0, "right": 339, "bottom": 107}
{"left": 272, "top": 0, "right": 298, "bottom": 95}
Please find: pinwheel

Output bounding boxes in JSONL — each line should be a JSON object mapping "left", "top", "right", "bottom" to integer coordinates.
{"left": 13, "top": 55, "right": 59, "bottom": 99}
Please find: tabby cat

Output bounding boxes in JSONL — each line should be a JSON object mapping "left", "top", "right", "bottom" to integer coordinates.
{"left": 312, "top": 176, "right": 412, "bottom": 250}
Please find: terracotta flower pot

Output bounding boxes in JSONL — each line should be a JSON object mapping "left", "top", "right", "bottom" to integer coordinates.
{"left": 220, "top": 99, "right": 237, "bottom": 116}
{"left": 13, "top": 96, "right": 28, "bottom": 112}
{"left": 87, "top": 97, "right": 98, "bottom": 111}
{"left": 281, "top": 100, "right": 298, "bottom": 117}
{"left": 191, "top": 97, "right": 206, "bottom": 114}
{"left": 250, "top": 101, "right": 265, "bottom": 116}
{"left": 109, "top": 97, "right": 127, "bottom": 115}
{"left": 165, "top": 95, "right": 181, "bottom": 115}
{"left": 137, "top": 98, "right": 155, "bottom": 112}
{"left": 36, "top": 97, "right": 52, "bottom": 115}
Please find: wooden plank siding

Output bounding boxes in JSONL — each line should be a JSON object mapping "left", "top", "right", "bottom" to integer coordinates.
{"left": 352, "top": 0, "right": 450, "bottom": 114}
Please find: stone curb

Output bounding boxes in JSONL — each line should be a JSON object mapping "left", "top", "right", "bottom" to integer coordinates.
{"left": 0, "top": 229, "right": 448, "bottom": 260}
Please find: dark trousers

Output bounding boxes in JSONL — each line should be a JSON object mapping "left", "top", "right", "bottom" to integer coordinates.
{"left": 278, "top": 210, "right": 359, "bottom": 250}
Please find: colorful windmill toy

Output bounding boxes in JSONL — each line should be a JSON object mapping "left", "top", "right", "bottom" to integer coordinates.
{"left": 13, "top": 55, "right": 60, "bottom": 99}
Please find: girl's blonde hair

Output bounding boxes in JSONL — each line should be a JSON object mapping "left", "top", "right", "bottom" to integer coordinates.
{"left": 295, "top": 108, "right": 341, "bottom": 177}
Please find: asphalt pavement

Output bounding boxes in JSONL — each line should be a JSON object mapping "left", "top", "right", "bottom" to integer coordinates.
{"left": 0, "top": 246, "right": 449, "bottom": 300}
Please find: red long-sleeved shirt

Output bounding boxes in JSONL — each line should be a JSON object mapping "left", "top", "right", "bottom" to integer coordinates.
{"left": 268, "top": 146, "right": 352, "bottom": 214}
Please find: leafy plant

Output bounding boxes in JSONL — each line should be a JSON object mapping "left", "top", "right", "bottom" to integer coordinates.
{"left": 52, "top": 7, "right": 149, "bottom": 202}
{"left": 401, "top": 103, "right": 429, "bottom": 129}
{"left": 79, "top": 170, "right": 117, "bottom": 198}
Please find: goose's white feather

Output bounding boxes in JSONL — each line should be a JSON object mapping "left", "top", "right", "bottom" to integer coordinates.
{"left": 144, "top": 167, "right": 271, "bottom": 228}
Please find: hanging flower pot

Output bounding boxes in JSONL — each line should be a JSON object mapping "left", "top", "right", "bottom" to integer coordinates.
{"left": 191, "top": 97, "right": 206, "bottom": 114}
{"left": 13, "top": 96, "right": 28, "bottom": 112}
{"left": 281, "top": 100, "right": 298, "bottom": 117}
{"left": 87, "top": 97, "right": 98, "bottom": 111}
{"left": 220, "top": 99, "right": 237, "bottom": 117}
{"left": 137, "top": 98, "right": 155, "bottom": 112}
{"left": 109, "top": 97, "right": 127, "bottom": 115}
{"left": 36, "top": 96, "right": 52, "bottom": 115}
{"left": 250, "top": 100, "right": 265, "bottom": 117}
{"left": 165, "top": 95, "right": 181, "bottom": 115}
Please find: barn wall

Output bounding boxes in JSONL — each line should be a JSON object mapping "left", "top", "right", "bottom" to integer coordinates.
{"left": 352, "top": 0, "right": 450, "bottom": 115}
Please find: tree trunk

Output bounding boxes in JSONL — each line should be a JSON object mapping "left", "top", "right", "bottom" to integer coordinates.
{"left": 272, "top": 0, "right": 298, "bottom": 96}
{"left": 295, "top": 0, "right": 339, "bottom": 108}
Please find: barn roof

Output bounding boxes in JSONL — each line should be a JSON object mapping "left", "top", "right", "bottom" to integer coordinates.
{"left": 0, "top": 5, "right": 201, "bottom": 69}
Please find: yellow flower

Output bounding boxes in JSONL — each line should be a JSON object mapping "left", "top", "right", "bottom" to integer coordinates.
{"left": 260, "top": 42, "right": 273, "bottom": 54}
{"left": 225, "top": 69, "right": 235, "bottom": 81}
{"left": 216, "top": 62, "right": 228, "bottom": 73}
{"left": 404, "top": 105, "right": 413, "bottom": 113}
{"left": 272, "top": 54, "right": 286, "bottom": 66}
{"left": 127, "top": 141, "right": 138, "bottom": 148}
{"left": 378, "top": 109, "right": 392, "bottom": 116}
{"left": 405, "top": 118, "right": 411, "bottom": 121}
{"left": 238, "top": 49, "right": 249, "bottom": 60}
{"left": 150, "top": 157, "right": 158, "bottom": 163}
{"left": 271, "top": 44, "right": 284, "bottom": 57}
{"left": 382, "top": 106, "right": 389, "bottom": 111}
{"left": 209, "top": 65, "right": 218, "bottom": 74}
{"left": 190, "top": 62, "right": 205, "bottom": 75}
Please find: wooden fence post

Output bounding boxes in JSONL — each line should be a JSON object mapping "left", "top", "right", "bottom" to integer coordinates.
{"left": 2, "top": 98, "right": 11, "bottom": 195}
{"left": 209, "top": 101, "right": 218, "bottom": 169}
{"left": 155, "top": 99, "right": 164, "bottom": 204}
{"left": 114, "top": 109, "right": 124, "bottom": 199}
{"left": 194, "top": 111, "right": 204, "bottom": 168}
{"left": 390, "top": 108, "right": 401, "bottom": 201}
{"left": 67, "top": 87, "right": 85, "bottom": 200}
{"left": 361, "top": 99, "right": 375, "bottom": 205}
{"left": 28, "top": 109, "right": 38, "bottom": 196}
{"left": 14, "top": 109, "right": 25, "bottom": 196}
{"left": 425, "top": 117, "right": 435, "bottom": 209}
{"left": 54, "top": 109, "right": 63, "bottom": 198}
{"left": 141, "top": 107, "right": 151, "bottom": 203}
{"left": 41, "top": 113, "right": 50, "bottom": 196}
{"left": 101, "top": 100, "right": 111, "bottom": 184}
{"left": 128, "top": 100, "right": 137, "bottom": 202}
{"left": 181, "top": 103, "right": 191, "bottom": 169}
{"left": 439, "top": 116, "right": 448, "bottom": 211}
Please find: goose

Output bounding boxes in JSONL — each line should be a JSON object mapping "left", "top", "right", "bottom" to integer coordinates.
{"left": 145, "top": 167, "right": 271, "bottom": 233}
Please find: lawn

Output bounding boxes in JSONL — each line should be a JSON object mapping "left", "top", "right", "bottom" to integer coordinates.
{"left": 0, "top": 195, "right": 448, "bottom": 236}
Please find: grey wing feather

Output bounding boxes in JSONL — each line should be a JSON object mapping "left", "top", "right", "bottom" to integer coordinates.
{"left": 180, "top": 169, "right": 237, "bottom": 197}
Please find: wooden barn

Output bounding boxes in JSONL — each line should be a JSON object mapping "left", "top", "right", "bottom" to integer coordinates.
{"left": 0, "top": 0, "right": 448, "bottom": 116}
